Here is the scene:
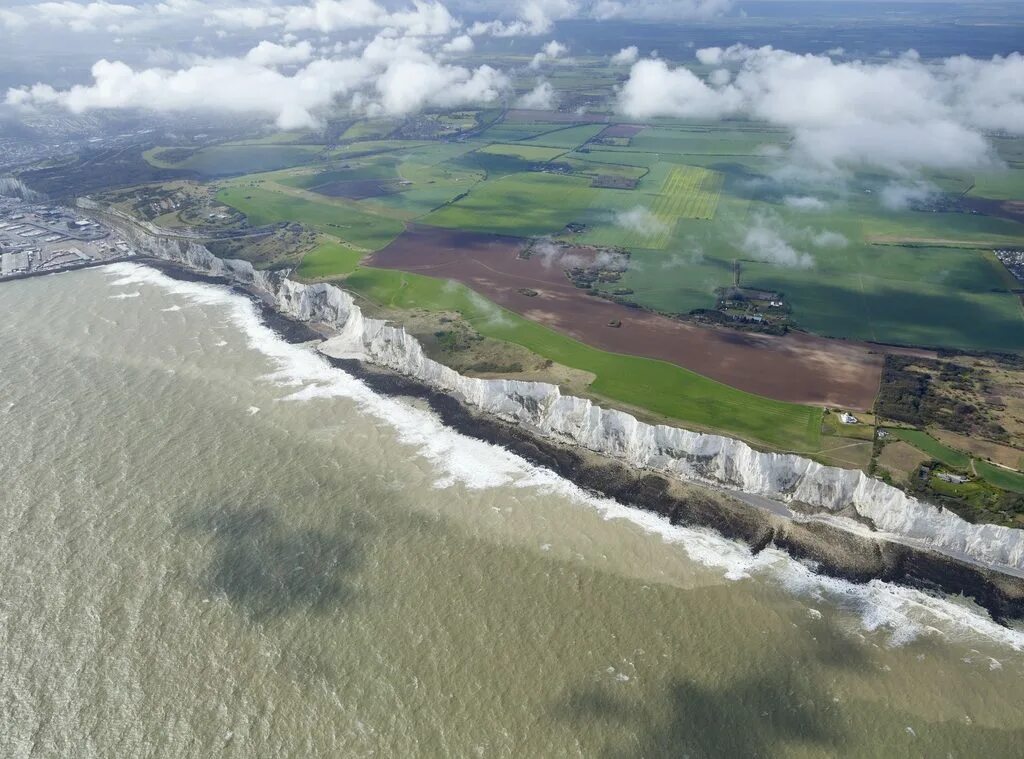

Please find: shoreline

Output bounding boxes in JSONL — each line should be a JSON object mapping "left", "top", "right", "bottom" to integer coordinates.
{"left": 131, "top": 256, "right": 1024, "bottom": 623}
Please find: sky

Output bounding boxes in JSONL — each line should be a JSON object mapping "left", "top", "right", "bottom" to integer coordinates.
{"left": 1, "top": 0, "right": 1022, "bottom": 179}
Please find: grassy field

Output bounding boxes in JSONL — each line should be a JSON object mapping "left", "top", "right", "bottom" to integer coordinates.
{"left": 425, "top": 172, "right": 596, "bottom": 236}
{"left": 294, "top": 241, "right": 365, "bottom": 280}
{"left": 887, "top": 428, "right": 1024, "bottom": 493}
{"left": 217, "top": 184, "right": 403, "bottom": 251}
{"left": 975, "top": 461, "right": 1024, "bottom": 495}
{"left": 344, "top": 266, "right": 823, "bottom": 452}
{"left": 656, "top": 165, "right": 723, "bottom": 221}
{"left": 521, "top": 124, "right": 607, "bottom": 150}
{"left": 198, "top": 117, "right": 1022, "bottom": 355}
{"left": 477, "top": 143, "right": 568, "bottom": 162}
{"left": 889, "top": 429, "right": 971, "bottom": 469}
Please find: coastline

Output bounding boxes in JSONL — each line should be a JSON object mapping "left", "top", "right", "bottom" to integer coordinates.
{"left": 130, "top": 255, "right": 1024, "bottom": 622}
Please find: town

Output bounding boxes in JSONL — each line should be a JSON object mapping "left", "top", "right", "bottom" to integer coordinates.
{"left": 0, "top": 198, "right": 134, "bottom": 279}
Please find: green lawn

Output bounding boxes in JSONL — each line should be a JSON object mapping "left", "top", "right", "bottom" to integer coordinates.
{"left": 345, "top": 267, "right": 823, "bottom": 452}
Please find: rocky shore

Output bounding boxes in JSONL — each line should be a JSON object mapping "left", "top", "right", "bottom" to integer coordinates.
{"left": 115, "top": 236, "right": 1024, "bottom": 622}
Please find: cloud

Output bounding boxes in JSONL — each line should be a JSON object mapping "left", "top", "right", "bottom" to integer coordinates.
{"left": 879, "top": 181, "right": 938, "bottom": 211}
{"left": 517, "top": 80, "right": 556, "bottom": 109}
{"left": 614, "top": 206, "right": 668, "bottom": 239}
{"left": 197, "top": 0, "right": 459, "bottom": 35}
{"left": 741, "top": 217, "right": 814, "bottom": 269}
{"left": 244, "top": 40, "right": 314, "bottom": 67}
{"left": 442, "top": 33, "right": 474, "bottom": 53}
{"left": 783, "top": 195, "right": 828, "bottom": 211}
{"left": 283, "top": 0, "right": 459, "bottom": 35}
{"left": 1, "top": 1, "right": 139, "bottom": 32}
{"left": 610, "top": 45, "right": 638, "bottom": 65}
{"left": 6, "top": 36, "right": 510, "bottom": 128}
{"left": 371, "top": 59, "right": 507, "bottom": 116}
{"left": 470, "top": 0, "right": 576, "bottom": 37}
{"left": 619, "top": 58, "right": 742, "bottom": 120}
{"left": 590, "top": 0, "right": 731, "bottom": 21}
{"left": 618, "top": 46, "right": 1024, "bottom": 172}
{"left": 530, "top": 39, "right": 568, "bottom": 69}
{"left": 468, "top": 0, "right": 728, "bottom": 37}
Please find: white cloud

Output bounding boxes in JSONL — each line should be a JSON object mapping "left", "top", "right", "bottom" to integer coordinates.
{"left": 1, "top": 1, "right": 139, "bottom": 32}
{"left": 618, "top": 46, "right": 1024, "bottom": 172}
{"left": 879, "top": 181, "right": 937, "bottom": 211}
{"left": 284, "top": 0, "right": 459, "bottom": 35}
{"left": 201, "top": 0, "right": 459, "bottom": 35}
{"left": 517, "top": 80, "right": 556, "bottom": 109}
{"left": 244, "top": 40, "right": 314, "bottom": 67}
{"left": 372, "top": 59, "right": 507, "bottom": 115}
{"left": 442, "top": 33, "right": 474, "bottom": 53}
{"left": 530, "top": 39, "right": 568, "bottom": 69}
{"left": 741, "top": 217, "right": 814, "bottom": 269}
{"left": 470, "top": 0, "right": 576, "bottom": 37}
{"left": 783, "top": 195, "right": 828, "bottom": 211}
{"left": 614, "top": 206, "right": 668, "bottom": 239}
{"left": 468, "top": 0, "right": 728, "bottom": 37}
{"left": 610, "top": 45, "right": 638, "bottom": 65}
{"left": 6, "top": 36, "right": 510, "bottom": 128}
{"left": 591, "top": 0, "right": 730, "bottom": 22}
{"left": 619, "top": 58, "right": 741, "bottom": 119}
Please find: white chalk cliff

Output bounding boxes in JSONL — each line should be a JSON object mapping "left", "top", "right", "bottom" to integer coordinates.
{"left": 122, "top": 230, "right": 1024, "bottom": 574}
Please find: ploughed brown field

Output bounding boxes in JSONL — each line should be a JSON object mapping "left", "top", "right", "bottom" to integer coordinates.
{"left": 368, "top": 225, "right": 885, "bottom": 410}
{"left": 311, "top": 179, "right": 403, "bottom": 200}
{"left": 596, "top": 124, "right": 646, "bottom": 139}
{"left": 505, "top": 109, "right": 610, "bottom": 124}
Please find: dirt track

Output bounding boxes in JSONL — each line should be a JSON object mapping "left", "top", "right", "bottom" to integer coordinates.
{"left": 369, "top": 225, "right": 885, "bottom": 409}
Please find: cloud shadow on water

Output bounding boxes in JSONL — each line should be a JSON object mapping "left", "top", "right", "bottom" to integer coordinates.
{"left": 556, "top": 631, "right": 866, "bottom": 758}
{"left": 182, "top": 505, "right": 364, "bottom": 622}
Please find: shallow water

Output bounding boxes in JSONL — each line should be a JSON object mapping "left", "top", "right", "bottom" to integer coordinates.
{"left": 1, "top": 265, "right": 1022, "bottom": 758}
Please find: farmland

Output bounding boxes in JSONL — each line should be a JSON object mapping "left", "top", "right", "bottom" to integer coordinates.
{"left": 343, "top": 266, "right": 824, "bottom": 452}
{"left": 132, "top": 93, "right": 1022, "bottom": 461}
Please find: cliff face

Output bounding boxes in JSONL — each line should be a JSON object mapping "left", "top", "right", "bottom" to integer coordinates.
{"left": 124, "top": 231, "right": 1024, "bottom": 574}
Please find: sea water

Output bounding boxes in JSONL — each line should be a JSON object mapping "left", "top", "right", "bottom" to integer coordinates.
{"left": 1, "top": 264, "right": 1022, "bottom": 758}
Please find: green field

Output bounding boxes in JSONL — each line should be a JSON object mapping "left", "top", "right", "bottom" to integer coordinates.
{"left": 521, "top": 124, "right": 607, "bottom": 150}
{"left": 889, "top": 429, "right": 971, "bottom": 469}
{"left": 345, "top": 267, "right": 823, "bottom": 452}
{"left": 217, "top": 184, "right": 403, "bottom": 251}
{"left": 656, "top": 166, "right": 723, "bottom": 221}
{"left": 425, "top": 172, "right": 596, "bottom": 236}
{"left": 477, "top": 143, "right": 567, "bottom": 162}
{"left": 888, "top": 428, "right": 1024, "bottom": 493}
{"left": 975, "top": 460, "right": 1024, "bottom": 495}
{"left": 294, "top": 241, "right": 365, "bottom": 280}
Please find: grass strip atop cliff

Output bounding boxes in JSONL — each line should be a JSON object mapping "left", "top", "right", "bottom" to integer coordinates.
{"left": 344, "top": 267, "right": 823, "bottom": 452}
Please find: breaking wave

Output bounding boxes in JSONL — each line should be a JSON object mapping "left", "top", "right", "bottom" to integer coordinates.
{"left": 104, "top": 262, "right": 1024, "bottom": 653}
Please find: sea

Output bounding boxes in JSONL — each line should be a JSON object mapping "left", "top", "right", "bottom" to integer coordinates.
{"left": 1, "top": 263, "right": 1023, "bottom": 758}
